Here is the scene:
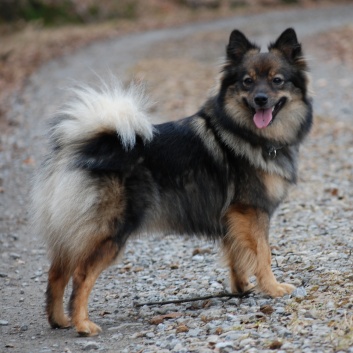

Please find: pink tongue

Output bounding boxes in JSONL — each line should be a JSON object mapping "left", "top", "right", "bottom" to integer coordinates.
{"left": 253, "top": 108, "right": 273, "bottom": 129}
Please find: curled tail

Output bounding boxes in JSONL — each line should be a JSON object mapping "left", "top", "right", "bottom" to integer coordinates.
{"left": 32, "top": 81, "right": 153, "bottom": 270}
{"left": 50, "top": 81, "right": 154, "bottom": 152}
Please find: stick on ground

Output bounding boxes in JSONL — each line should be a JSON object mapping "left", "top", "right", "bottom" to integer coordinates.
{"left": 133, "top": 290, "right": 254, "bottom": 307}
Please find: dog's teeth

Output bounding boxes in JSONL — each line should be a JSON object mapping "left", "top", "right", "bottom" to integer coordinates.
{"left": 272, "top": 107, "right": 275, "bottom": 112}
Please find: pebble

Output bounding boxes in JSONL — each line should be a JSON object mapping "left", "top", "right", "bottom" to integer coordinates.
{"left": 0, "top": 320, "right": 9, "bottom": 326}
{"left": 275, "top": 306, "right": 286, "bottom": 314}
{"left": 10, "top": 253, "right": 21, "bottom": 259}
{"left": 215, "top": 342, "right": 234, "bottom": 349}
{"left": 82, "top": 341, "right": 100, "bottom": 351}
{"left": 145, "top": 332, "right": 155, "bottom": 338}
{"left": 326, "top": 301, "right": 336, "bottom": 310}
{"left": 304, "top": 310, "right": 318, "bottom": 319}
{"left": 291, "top": 287, "right": 307, "bottom": 298}
{"left": 188, "top": 328, "right": 201, "bottom": 337}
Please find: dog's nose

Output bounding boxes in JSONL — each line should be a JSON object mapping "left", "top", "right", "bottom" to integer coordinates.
{"left": 254, "top": 94, "right": 268, "bottom": 107}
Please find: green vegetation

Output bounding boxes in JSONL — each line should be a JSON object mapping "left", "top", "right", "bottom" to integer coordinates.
{"left": 0, "top": 0, "right": 138, "bottom": 26}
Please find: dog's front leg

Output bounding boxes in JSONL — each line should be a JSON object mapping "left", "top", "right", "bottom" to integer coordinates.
{"left": 223, "top": 205, "right": 295, "bottom": 297}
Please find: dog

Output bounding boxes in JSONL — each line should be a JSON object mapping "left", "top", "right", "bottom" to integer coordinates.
{"left": 32, "top": 28, "right": 313, "bottom": 336}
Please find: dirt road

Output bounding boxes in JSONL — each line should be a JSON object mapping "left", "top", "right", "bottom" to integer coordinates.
{"left": 1, "top": 4, "right": 353, "bottom": 352}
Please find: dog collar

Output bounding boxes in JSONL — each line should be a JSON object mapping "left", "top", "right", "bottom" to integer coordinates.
{"left": 265, "top": 144, "right": 283, "bottom": 159}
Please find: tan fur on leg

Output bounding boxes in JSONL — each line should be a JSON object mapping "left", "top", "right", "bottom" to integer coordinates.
{"left": 69, "top": 239, "right": 120, "bottom": 336}
{"left": 46, "top": 263, "right": 72, "bottom": 329}
{"left": 223, "top": 206, "right": 294, "bottom": 297}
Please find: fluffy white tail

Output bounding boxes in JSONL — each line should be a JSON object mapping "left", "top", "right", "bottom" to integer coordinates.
{"left": 32, "top": 80, "right": 154, "bottom": 269}
{"left": 51, "top": 81, "right": 154, "bottom": 151}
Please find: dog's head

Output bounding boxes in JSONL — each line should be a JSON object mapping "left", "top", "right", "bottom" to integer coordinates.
{"left": 220, "top": 28, "right": 312, "bottom": 142}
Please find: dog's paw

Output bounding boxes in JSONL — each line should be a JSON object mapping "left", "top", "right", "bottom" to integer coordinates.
{"left": 231, "top": 282, "right": 255, "bottom": 294}
{"left": 75, "top": 319, "right": 102, "bottom": 337}
{"left": 49, "top": 314, "right": 71, "bottom": 329}
{"left": 266, "top": 282, "right": 295, "bottom": 297}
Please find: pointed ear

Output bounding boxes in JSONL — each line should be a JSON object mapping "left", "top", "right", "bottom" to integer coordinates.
{"left": 269, "top": 28, "right": 305, "bottom": 68}
{"left": 227, "top": 29, "right": 259, "bottom": 63}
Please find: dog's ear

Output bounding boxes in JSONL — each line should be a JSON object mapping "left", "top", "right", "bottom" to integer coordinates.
{"left": 269, "top": 28, "right": 306, "bottom": 68}
{"left": 227, "top": 30, "right": 259, "bottom": 63}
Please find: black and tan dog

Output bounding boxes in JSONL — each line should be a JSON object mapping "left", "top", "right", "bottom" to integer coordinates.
{"left": 32, "top": 28, "right": 313, "bottom": 336}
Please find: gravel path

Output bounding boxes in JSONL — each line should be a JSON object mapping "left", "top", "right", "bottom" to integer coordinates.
{"left": 1, "top": 4, "right": 353, "bottom": 353}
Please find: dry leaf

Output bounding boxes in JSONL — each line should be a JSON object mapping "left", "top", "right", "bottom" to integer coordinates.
{"left": 150, "top": 312, "right": 182, "bottom": 325}
{"left": 215, "top": 327, "right": 223, "bottom": 335}
{"left": 192, "top": 248, "right": 211, "bottom": 256}
{"left": 176, "top": 323, "right": 189, "bottom": 333}
{"left": 269, "top": 340, "right": 282, "bottom": 350}
{"left": 260, "top": 305, "right": 274, "bottom": 315}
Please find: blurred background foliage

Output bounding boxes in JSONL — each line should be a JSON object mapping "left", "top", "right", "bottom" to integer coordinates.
{"left": 0, "top": 0, "right": 139, "bottom": 25}
{"left": 0, "top": 0, "right": 309, "bottom": 26}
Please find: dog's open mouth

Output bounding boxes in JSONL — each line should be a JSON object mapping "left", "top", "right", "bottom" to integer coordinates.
{"left": 245, "top": 97, "right": 287, "bottom": 129}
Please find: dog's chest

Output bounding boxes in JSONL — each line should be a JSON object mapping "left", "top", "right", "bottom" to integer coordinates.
{"left": 261, "top": 172, "right": 289, "bottom": 203}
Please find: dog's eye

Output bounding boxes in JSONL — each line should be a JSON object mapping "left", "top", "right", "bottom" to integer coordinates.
{"left": 273, "top": 77, "right": 284, "bottom": 85}
{"left": 243, "top": 77, "right": 254, "bottom": 86}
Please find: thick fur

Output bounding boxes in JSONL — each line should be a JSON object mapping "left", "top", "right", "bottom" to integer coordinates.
{"left": 33, "top": 28, "right": 313, "bottom": 336}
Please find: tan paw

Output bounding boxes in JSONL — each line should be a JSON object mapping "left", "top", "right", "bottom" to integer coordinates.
{"left": 75, "top": 319, "right": 102, "bottom": 337}
{"left": 243, "top": 282, "right": 255, "bottom": 292}
{"left": 266, "top": 283, "right": 295, "bottom": 297}
{"left": 230, "top": 281, "right": 255, "bottom": 294}
{"left": 49, "top": 314, "right": 71, "bottom": 329}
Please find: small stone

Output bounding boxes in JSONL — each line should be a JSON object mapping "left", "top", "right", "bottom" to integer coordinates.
{"left": 207, "top": 335, "right": 219, "bottom": 343}
{"left": 275, "top": 307, "right": 286, "bottom": 314}
{"left": 20, "top": 325, "right": 28, "bottom": 331}
{"left": 0, "top": 320, "right": 9, "bottom": 326}
{"left": 192, "top": 254, "right": 204, "bottom": 261}
{"left": 215, "top": 341, "right": 234, "bottom": 353}
{"left": 240, "top": 338, "right": 254, "bottom": 347}
{"left": 326, "top": 301, "right": 335, "bottom": 310}
{"left": 247, "top": 298, "right": 257, "bottom": 307}
{"left": 82, "top": 341, "right": 100, "bottom": 351}
{"left": 188, "top": 328, "right": 201, "bottom": 337}
{"left": 145, "top": 332, "right": 155, "bottom": 338}
{"left": 291, "top": 287, "right": 307, "bottom": 298}
{"left": 157, "top": 323, "right": 166, "bottom": 332}
{"left": 304, "top": 310, "right": 318, "bottom": 319}
{"left": 112, "top": 333, "right": 123, "bottom": 340}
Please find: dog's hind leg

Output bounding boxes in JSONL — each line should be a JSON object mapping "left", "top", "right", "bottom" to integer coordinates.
{"left": 46, "top": 262, "right": 72, "bottom": 329}
{"left": 69, "top": 238, "right": 121, "bottom": 336}
{"left": 223, "top": 206, "right": 295, "bottom": 297}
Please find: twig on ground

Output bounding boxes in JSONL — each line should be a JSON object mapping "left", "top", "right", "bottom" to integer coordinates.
{"left": 133, "top": 290, "right": 254, "bottom": 307}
